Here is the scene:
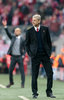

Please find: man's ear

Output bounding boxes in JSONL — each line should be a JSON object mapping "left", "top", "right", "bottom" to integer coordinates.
{"left": 38, "top": 20, "right": 41, "bottom": 24}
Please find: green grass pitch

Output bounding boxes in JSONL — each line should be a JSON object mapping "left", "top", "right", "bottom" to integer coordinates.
{"left": 0, "top": 74, "right": 64, "bottom": 100}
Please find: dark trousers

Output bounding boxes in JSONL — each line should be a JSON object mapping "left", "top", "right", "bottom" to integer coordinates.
{"left": 9, "top": 55, "right": 25, "bottom": 85}
{"left": 31, "top": 52, "right": 53, "bottom": 95}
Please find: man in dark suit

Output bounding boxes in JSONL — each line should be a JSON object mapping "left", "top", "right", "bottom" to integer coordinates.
{"left": 25, "top": 14, "right": 56, "bottom": 98}
{"left": 2, "top": 20, "right": 25, "bottom": 88}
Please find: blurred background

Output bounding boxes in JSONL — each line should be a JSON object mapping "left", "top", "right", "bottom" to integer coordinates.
{"left": 0, "top": 0, "right": 64, "bottom": 81}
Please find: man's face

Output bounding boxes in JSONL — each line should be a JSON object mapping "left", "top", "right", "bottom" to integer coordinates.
{"left": 14, "top": 28, "right": 21, "bottom": 36}
{"left": 32, "top": 17, "right": 40, "bottom": 27}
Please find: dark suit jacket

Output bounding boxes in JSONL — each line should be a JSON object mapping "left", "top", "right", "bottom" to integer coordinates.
{"left": 25, "top": 25, "right": 52, "bottom": 58}
{"left": 4, "top": 28, "right": 25, "bottom": 56}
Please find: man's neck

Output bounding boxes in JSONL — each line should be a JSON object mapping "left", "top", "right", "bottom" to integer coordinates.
{"left": 34, "top": 25, "right": 40, "bottom": 31}
{"left": 16, "top": 34, "right": 21, "bottom": 37}
{"left": 35, "top": 24, "right": 40, "bottom": 28}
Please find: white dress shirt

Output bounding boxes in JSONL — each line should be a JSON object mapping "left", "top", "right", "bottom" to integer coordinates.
{"left": 34, "top": 25, "right": 40, "bottom": 31}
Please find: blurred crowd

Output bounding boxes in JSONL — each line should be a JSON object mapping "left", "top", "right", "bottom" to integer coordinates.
{"left": 0, "top": 0, "right": 64, "bottom": 37}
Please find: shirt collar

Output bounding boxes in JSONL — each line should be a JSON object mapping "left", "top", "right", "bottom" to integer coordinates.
{"left": 16, "top": 35, "right": 21, "bottom": 39}
{"left": 34, "top": 25, "right": 40, "bottom": 31}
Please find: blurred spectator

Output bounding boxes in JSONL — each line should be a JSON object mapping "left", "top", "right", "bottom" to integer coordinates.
{"left": 23, "top": 52, "right": 29, "bottom": 75}
{"left": 50, "top": 51, "right": 56, "bottom": 80}
{"left": 0, "top": 54, "right": 8, "bottom": 73}
{"left": 53, "top": 48, "right": 64, "bottom": 68}
{"left": 44, "top": 2, "right": 53, "bottom": 16}
{"left": 60, "top": 0, "right": 64, "bottom": 6}
{"left": 50, "top": 42, "right": 56, "bottom": 66}
{"left": 0, "top": 15, "right": 2, "bottom": 25}
{"left": 52, "top": 42, "right": 56, "bottom": 52}
{"left": 50, "top": 43, "right": 56, "bottom": 80}
{"left": 53, "top": 48, "right": 64, "bottom": 80}
{"left": 0, "top": 35, "right": 4, "bottom": 44}
{"left": 0, "top": 35, "right": 9, "bottom": 57}
{"left": 49, "top": 15, "right": 60, "bottom": 36}
{"left": 12, "top": 8, "right": 24, "bottom": 26}
{"left": 7, "top": 0, "right": 17, "bottom": 25}
{"left": 20, "top": 1, "right": 30, "bottom": 15}
{"left": 50, "top": 52, "right": 56, "bottom": 65}
{"left": 59, "top": 28, "right": 64, "bottom": 38}
{"left": 40, "top": 63, "right": 46, "bottom": 78}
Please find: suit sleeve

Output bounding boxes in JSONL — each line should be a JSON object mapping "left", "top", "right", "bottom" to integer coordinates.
{"left": 25, "top": 30, "right": 30, "bottom": 56}
{"left": 46, "top": 27, "right": 52, "bottom": 51}
{"left": 4, "top": 27, "right": 14, "bottom": 39}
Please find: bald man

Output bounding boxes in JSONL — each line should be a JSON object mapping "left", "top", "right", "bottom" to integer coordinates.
{"left": 2, "top": 20, "right": 25, "bottom": 88}
{"left": 26, "top": 14, "right": 56, "bottom": 98}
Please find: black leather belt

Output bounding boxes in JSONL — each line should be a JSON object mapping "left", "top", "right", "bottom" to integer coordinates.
{"left": 12, "top": 55, "right": 21, "bottom": 57}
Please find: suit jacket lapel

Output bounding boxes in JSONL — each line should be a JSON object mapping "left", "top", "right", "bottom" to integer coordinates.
{"left": 32, "top": 27, "right": 38, "bottom": 41}
{"left": 11, "top": 36, "right": 16, "bottom": 47}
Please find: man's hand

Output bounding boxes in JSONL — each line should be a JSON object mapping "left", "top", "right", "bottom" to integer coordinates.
{"left": 2, "top": 20, "right": 7, "bottom": 26}
{"left": 22, "top": 55, "right": 25, "bottom": 59}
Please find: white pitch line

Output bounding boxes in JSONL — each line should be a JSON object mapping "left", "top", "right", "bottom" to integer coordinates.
{"left": 0, "top": 84, "right": 6, "bottom": 88}
{"left": 18, "top": 96, "right": 30, "bottom": 100}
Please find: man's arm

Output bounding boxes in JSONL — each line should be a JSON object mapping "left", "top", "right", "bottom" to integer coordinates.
{"left": 2, "top": 20, "right": 13, "bottom": 39}
{"left": 25, "top": 30, "right": 31, "bottom": 56}
{"left": 46, "top": 27, "right": 52, "bottom": 51}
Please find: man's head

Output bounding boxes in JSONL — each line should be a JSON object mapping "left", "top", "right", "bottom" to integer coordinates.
{"left": 14, "top": 28, "right": 21, "bottom": 36}
{"left": 32, "top": 14, "right": 41, "bottom": 27}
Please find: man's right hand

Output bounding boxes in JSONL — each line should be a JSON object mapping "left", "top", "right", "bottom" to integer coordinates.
{"left": 2, "top": 20, "right": 7, "bottom": 27}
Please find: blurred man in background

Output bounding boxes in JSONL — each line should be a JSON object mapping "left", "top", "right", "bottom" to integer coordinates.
{"left": 2, "top": 20, "right": 25, "bottom": 88}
